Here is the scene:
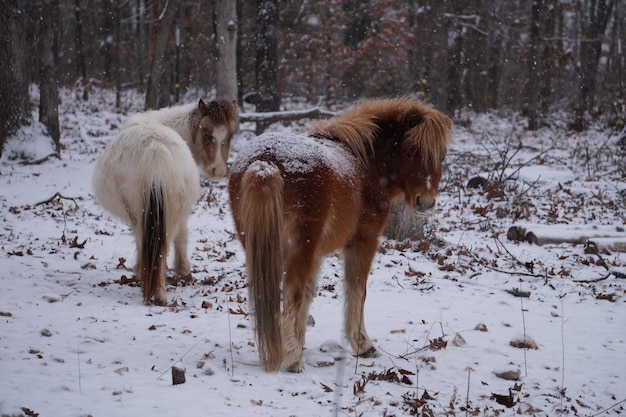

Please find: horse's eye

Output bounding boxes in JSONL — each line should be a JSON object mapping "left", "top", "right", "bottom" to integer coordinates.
{"left": 406, "top": 152, "right": 414, "bottom": 159}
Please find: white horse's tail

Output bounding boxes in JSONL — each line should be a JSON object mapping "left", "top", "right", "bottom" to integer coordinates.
{"left": 139, "top": 181, "right": 167, "bottom": 305}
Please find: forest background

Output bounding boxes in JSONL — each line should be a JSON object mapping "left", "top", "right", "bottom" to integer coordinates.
{"left": 0, "top": 0, "right": 624, "bottom": 158}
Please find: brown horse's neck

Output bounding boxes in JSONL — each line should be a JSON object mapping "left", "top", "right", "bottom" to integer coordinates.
{"left": 371, "top": 131, "right": 401, "bottom": 175}
{"left": 368, "top": 127, "right": 416, "bottom": 206}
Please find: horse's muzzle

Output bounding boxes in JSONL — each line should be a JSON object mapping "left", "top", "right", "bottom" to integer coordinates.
{"left": 413, "top": 196, "right": 436, "bottom": 215}
{"left": 208, "top": 164, "right": 227, "bottom": 178}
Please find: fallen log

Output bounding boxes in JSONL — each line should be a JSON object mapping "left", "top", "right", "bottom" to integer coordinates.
{"left": 239, "top": 107, "right": 336, "bottom": 124}
{"left": 507, "top": 224, "right": 626, "bottom": 253}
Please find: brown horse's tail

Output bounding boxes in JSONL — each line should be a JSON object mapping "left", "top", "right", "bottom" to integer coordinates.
{"left": 238, "top": 161, "right": 285, "bottom": 371}
{"left": 138, "top": 182, "right": 166, "bottom": 304}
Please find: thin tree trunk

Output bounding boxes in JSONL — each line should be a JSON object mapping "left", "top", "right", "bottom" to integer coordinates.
{"left": 101, "top": 0, "right": 115, "bottom": 81}
{"left": 74, "top": 0, "right": 89, "bottom": 100}
{"left": 463, "top": 10, "right": 486, "bottom": 113}
{"left": 74, "top": 0, "right": 87, "bottom": 80}
{"left": 114, "top": 0, "right": 121, "bottom": 108}
{"left": 446, "top": 24, "right": 462, "bottom": 113}
{"left": 145, "top": 0, "right": 178, "bottom": 110}
{"left": 214, "top": 0, "right": 238, "bottom": 102}
{"left": 575, "top": 0, "right": 615, "bottom": 128}
{"left": 527, "top": 0, "right": 542, "bottom": 130}
{"left": 539, "top": 0, "right": 558, "bottom": 115}
{"left": 255, "top": 0, "right": 280, "bottom": 134}
{"left": 136, "top": 0, "right": 147, "bottom": 92}
{"left": 0, "top": 0, "right": 30, "bottom": 157}
{"left": 38, "top": 0, "right": 61, "bottom": 155}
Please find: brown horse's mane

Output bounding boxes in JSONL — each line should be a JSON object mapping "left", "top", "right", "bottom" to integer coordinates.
{"left": 205, "top": 100, "right": 238, "bottom": 126}
{"left": 310, "top": 97, "right": 452, "bottom": 169}
{"left": 189, "top": 99, "right": 237, "bottom": 130}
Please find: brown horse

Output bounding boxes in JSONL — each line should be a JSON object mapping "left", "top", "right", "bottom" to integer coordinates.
{"left": 93, "top": 100, "right": 237, "bottom": 306}
{"left": 228, "top": 98, "right": 452, "bottom": 372}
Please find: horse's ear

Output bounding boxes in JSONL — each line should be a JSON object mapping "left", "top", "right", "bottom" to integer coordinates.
{"left": 198, "top": 99, "right": 207, "bottom": 114}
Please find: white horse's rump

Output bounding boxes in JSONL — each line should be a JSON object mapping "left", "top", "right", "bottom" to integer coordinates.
{"left": 93, "top": 100, "right": 237, "bottom": 305}
{"left": 93, "top": 124, "right": 199, "bottom": 305}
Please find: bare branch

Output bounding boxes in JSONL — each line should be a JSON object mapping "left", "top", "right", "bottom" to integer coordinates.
{"left": 18, "top": 152, "right": 60, "bottom": 165}
{"left": 35, "top": 192, "right": 82, "bottom": 208}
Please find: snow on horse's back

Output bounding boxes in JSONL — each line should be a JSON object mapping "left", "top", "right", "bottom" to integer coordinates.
{"left": 93, "top": 99, "right": 237, "bottom": 305}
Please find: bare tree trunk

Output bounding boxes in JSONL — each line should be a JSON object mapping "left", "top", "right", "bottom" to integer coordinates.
{"left": 74, "top": 0, "right": 89, "bottom": 100}
{"left": 605, "top": 0, "right": 623, "bottom": 101}
{"left": 485, "top": 1, "right": 504, "bottom": 110}
{"left": 384, "top": 203, "right": 424, "bottom": 241}
{"left": 463, "top": 9, "right": 487, "bottom": 113}
{"left": 38, "top": 0, "right": 61, "bottom": 155}
{"left": 574, "top": 0, "right": 615, "bottom": 129}
{"left": 445, "top": 0, "right": 465, "bottom": 113}
{"left": 446, "top": 23, "right": 463, "bottom": 113}
{"left": 74, "top": 0, "right": 87, "bottom": 78}
{"left": 539, "top": 0, "right": 559, "bottom": 115}
{"left": 114, "top": 0, "right": 121, "bottom": 108}
{"left": 255, "top": 0, "right": 280, "bottom": 134}
{"left": 136, "top": 0, "right": 148, "bottom": 92}
{"left": 527, "top": 0, "right": 543, "bottom": 130}
{"left": 101, "top": 0, "right": 115, "bottom": 81}
{"left": 0, "top": 0, "right": 30, "bottom": 157}
{"left": 145, "top": 0, "right": 178, "bottom": 110}
{"left": 214, "top": 0, "right": 238, "bottom": 102}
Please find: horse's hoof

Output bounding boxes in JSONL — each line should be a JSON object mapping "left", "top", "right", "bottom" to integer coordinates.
{"left": 358, "top": 346, "right": 380, "bottom": 358}
{"left": 179, "top": 272, "right": 193, "bottom": 285}
{"left": 153, "top": 296, "right": 167, "bottom": 306}
{"left": 286, "top": 360, "right": 304, "bottom": 373}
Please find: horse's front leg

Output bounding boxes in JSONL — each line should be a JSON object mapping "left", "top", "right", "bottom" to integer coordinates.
{"left": 343, "top": 236, "right": 380, "bottom": 358}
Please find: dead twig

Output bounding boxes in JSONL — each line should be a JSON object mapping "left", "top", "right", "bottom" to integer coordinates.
{"left": 573, "top": 273, "right": 612, "bottom": 283}
{"left": 35, "top": 192, "right": 82, "bottom": 208}
{"left": 18, "top": 152, "right": 60, "bottom": 165}
{"left": 472, "top": 254, "right": 547, "bottom": 280}
{"left": 494, "top": 237, "right": 535, "bottom": 274}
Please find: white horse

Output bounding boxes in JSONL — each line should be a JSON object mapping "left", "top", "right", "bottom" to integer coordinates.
{"left": 93, "top": 99, "right": 237, "bottom": 305}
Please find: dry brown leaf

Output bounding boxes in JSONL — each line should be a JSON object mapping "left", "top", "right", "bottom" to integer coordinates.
{"left": 491, "top": 390, "right": 517, "bottom": 408}
{"left": 429, "top": 337, "right": 447, "bottom": 351}
{"left": 69, "top": 236, "right": 86, "bottom": 249}
{"left": 353, "top": 375, "right": 368, "bottom": 395}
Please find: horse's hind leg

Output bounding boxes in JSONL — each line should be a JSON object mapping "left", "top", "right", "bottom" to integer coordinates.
{"left": 151, "top": 236, "right": 169, "bottom": 306}
{"left": 173, "top": 223, "right": 191, "bottom": 278}
{"left": 136, "top": 218, "right": 168, "bottom": 306}
{"left": 344, "top": 236, "right": 380, "bottom": 358}
{"left": 282, "top": 250, "right": 319, "bottom": 372}
{"left": 297, "top": 259, "right": 320, "bottom": 343}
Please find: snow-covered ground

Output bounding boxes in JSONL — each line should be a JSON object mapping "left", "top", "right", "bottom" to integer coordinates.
{"left": 1, "top": 87, "right": 625, "bottom": 417}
